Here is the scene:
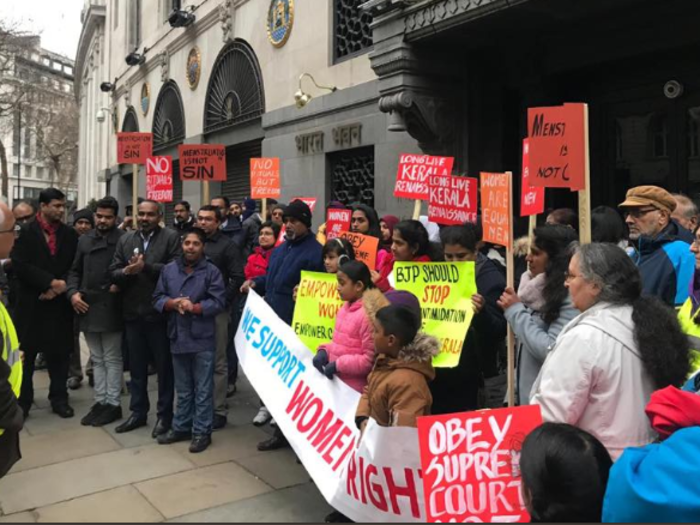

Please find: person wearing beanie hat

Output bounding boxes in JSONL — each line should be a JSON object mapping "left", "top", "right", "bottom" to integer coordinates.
{"left": 619, "top": 185, "right": 695, "bottom": 306}
{"left": 240, "top": 198, "right": 324, "bottom": 452}
{"left": 73, "top": 209, "right": 95, "bottom": 237}
{"left": 602, "top": 386, "right": 700, "bottom": 522}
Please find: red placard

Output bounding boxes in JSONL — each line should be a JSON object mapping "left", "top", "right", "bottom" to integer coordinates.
{"left": 428, "top": 175, "right": 478, "bottom": 225}
{"left": 417, "top": 405, "right": 543, "bottom": 523}
{"left": 394, "top": 154, "right": 455, "bottom": 200}
{"left": 275, "top": 227, "right": 285, "bottom": 247}
{"left": 326, "top": 209, "right": 352, "bottom": 240}
{"left": 520, "top": 139, "right": 545, "bottom": 217}
{"left": 338, "top": 231, "right": 379, "bottom": 270}
{"left": 117, "top": 132, "right": 153, "bottom": 164}
{"left": 146, "top": 156, "right": 173, "bottom": 203}
{"left": 250, "top": 158, "right": 281, "bottom": 199}
{"left": 291, "top": 197, "right": 317, "bottom": 213}
{"left": 178, "top": 144, "right": 227, "bottom": 182}
{"left": 527, "top": 103, "right": 586, "bottom": 190}
{"left": 481, "top": 172, "right": 512, "bottom": 250}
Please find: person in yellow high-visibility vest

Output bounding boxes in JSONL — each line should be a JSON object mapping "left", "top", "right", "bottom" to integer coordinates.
{"left": 0, "top": 200, "right": 23, "bottom": 477}
{"left": 679, "top": 225, "right": 700, "bottom": 379}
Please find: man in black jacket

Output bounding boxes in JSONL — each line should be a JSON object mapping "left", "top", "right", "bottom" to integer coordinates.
{"left": 11, "top": 188, "right": 78, "bottom": 419}
{"left": 171, "top": 200, "right": 195, "bottom": 235}
{"left": 196, "top": 205, "right": 245, "bottom": 429}
{"left": 109, "top": 200, "right": 180, "bottom": 437}
{"left": 67, "top": 197, "right": 125, "bottom": 427}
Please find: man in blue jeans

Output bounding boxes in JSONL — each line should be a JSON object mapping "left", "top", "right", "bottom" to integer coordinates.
{"left": 153, "top": 229, "right": 226, "bottom": 453}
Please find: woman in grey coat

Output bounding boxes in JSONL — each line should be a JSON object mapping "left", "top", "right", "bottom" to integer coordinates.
{"left": 497, "top": 225, "right": 579, "bottom": 405}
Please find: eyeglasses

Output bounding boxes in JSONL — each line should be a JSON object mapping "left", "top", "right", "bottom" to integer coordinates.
{"left": 0, "top": 224, "right": 21, "bottom": 236}
{"left": 624, "top": 207, "right": 658, "bottom": 219}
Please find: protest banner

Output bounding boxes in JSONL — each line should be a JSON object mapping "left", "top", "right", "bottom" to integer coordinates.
{"left": 292, "top": 271, "right": 344, "bottom": 353}
{"left": 395, "top": 154, "right": 455, "bottom": 219}
{"left": 428, "top": 175, "right": 478, "bottom": 226}
{"left": 393, "top": 261, "right": 477, "bottom": 368}
{"left": 326, "top": 209, "right": 352, "bottom": 240}
{"left": 236, "top": 291, "right": 426, "bottom": 522}
{"left": 250, "top": 158, "right": 281, "bottom": 217}
{"left": 292, "top": 197, "right": 318, "bottom": 213}
{"left": 339, "top": 231, "right": 380, "bottom": 270}
{"left": 178, "top": 144, "right": 227, "bottom": 182}
{"left": 146, "top": 156, "right": 173, "bottom": 203}
{"left": 417, "top": 405, "right": 543, "bottom": 523}
{"left": 117, "top": 132, "right": 153, "bottom": 164}
{"left": 520, "top": 139, "right": 544, "bottom": 218}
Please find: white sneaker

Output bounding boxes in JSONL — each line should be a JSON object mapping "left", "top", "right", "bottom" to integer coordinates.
{"left": 253, "top": 406, "right": 271, "bottom": 426}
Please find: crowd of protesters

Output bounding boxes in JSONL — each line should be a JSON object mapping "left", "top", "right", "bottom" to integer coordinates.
{"left": 1, "top": 182, "right": 700, "bottom": 522}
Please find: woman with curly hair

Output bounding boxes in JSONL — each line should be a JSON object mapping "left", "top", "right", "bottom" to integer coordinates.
{"left": 531, "top": 242, "right": 691, "bottom": 460}
{"left": 498, "top": 224, "right": 579, "bottom": 405}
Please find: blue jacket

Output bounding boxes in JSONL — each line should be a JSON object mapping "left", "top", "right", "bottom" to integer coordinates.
{"left": 153, "top": 256, "right": 226, "bottom": 354}
{"left": 253, "top": 232, "right": 324, "bottom": 324}
{"left": 629, "top": 220, "right": 694, "bottom": 306}
{"left": 603, "top": 426, "right": 700, "bottom": 522}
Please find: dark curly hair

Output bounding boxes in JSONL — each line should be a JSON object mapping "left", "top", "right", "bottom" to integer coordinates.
{"left": 576, "top": 243, "right": 691, "bottom": 388}
{"left": 533, "top": 225, "right": 578, "bottom": 324}
{"left": 395, "top": 220, "right": 431, "bottom": 259}
{"left": 521, "top": 422, "right": 612, "bottom": 523}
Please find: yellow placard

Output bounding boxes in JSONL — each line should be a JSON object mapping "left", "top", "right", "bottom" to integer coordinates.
{"left": 393, "top": 261, "right": 477, "bottom": 368}
{"left": 292, "top": 271, "right": 343, "bottom": 353}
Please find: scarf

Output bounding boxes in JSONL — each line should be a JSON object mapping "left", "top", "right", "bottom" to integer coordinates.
{"left": 517, "top": 270, "right": 547, "bottom": 312}
{"left": 35, "top": 212, "right": 59, "bottom": 256}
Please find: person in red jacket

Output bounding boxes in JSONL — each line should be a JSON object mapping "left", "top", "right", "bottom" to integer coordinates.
{"left": 244, "top": 221, "right": 280, "bottom": 280}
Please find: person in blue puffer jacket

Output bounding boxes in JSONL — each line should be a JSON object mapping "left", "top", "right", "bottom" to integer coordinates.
{"left": 153, "top": 229, "right": 226, "bottom": 454}
{"left": 619, "top": 185, "right": 694, "bottom": 306}
{"left": 602, "top": 385, "right": 700, "bottom": 522}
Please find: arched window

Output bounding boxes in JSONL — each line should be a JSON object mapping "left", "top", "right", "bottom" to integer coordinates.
{"left": 203, "top": 40, "right": 265, "bottom": 135}
{"left": 152, "top": 80, "right": 185, "bottom": 152}
{"left": 122, "top": 106, "right": 139, "bottom": 132}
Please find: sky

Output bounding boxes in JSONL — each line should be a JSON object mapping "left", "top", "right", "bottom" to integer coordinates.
{"left": 0, "top": 0, "right": 84, "bottom": 59}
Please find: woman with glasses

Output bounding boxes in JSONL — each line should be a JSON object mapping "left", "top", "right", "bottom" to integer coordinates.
{"left": 531, "top": 243, "right": 690, "bottom": 460}
{"left": 497, "top": 224, "right": 579, "bottom": 405}
{"left": 677, "top": 226, "right": 700, "bottom": 386}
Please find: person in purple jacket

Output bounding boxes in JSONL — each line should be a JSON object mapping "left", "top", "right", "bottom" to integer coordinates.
{"left": 153, "top": 230, "right": 226, "bottom": 453}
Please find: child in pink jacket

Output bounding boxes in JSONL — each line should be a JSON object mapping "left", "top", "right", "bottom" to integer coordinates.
{"left": 312, "top": 260, "right": 381, "bottom": 393}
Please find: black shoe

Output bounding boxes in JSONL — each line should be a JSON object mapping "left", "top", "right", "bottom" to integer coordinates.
{"left": 325, "top": 510, "right": 353, "bottom": 523}
{"left": 115, "top": 413, "right": 147, "bottom": 433}
{"left": 52, "top": 402, "right": 75, "bottom": 419}
{"left": 212, "top": 414, "right": 227, "bottom": 431}
{"left": 67, "top": 377, "right": 82, "bottom": 390}
{"left": 189, "top": 434, "right": 211, "bottom": 453}
{"left": 257, "top": 434, "right": 289, "bottom": 451}
{"left": 81, "top": 403, "right": 106, "bottom": 426}
{"left": 157, "top": 429, "right": 192, "bottom": 445}
{"left": 92, "top": 404, "right": 123, "bottom": 427}
{"left": 151, "top": 418, "right": 171, "bottom": 438}
{"left": 226, "top": 383, "right": 237, "bottom": 398}
{"left": 88, "top": 373, "right": 95, "bottom": 388}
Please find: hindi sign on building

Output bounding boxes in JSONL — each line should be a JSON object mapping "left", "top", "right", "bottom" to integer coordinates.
{"left": 428, "top": 175, "right": 478, "bottom": 225}
{"left": 339, "top": 231, "right": 380, "bottom": 271}
{"left": 393, "top": 261, "right": 477, "bottom": 368}
{"left": 292, "top": 271, "right": 344, "bottom": 353}
{"left": 417, "top": 405, "right": 543, "bottom": 523}
{"left": 117, "top": 132, "right": 153, "bottom": 164}
{"left": 250, "top": 157, "right": 281, "bottom": 199}
{"left": 146, "top": 156, "right": 173, "bottom": 203}
{"left": 481, "top": 172, "right": 512, "bottom": 250}
{"left": 326, "top": 209, "right": 352, "bottom": 241}
{"left": 520, "top": 139, "right": 545, "bottom": 217}
{"left": 178, "top": 144, "right": 227, "bottom": 182}
{"left": 394, "top": 154, "right": 455, "bottom": 200}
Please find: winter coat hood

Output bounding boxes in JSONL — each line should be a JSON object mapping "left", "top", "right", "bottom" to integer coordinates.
{"left": 376, "top": 332, "right": 439, "bottom": 384}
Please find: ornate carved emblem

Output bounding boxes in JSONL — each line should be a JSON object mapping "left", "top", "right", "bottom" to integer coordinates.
{"left": 140, "top": 82, "right": 150, "bottom": 116}
{"left": 267, "top": 0, "right": 294, "bottom": 48}
{"left": 186, "top": 47, "right": 202, "bottom": 90}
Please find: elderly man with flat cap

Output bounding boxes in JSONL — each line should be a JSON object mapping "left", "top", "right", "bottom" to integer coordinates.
{"left": 619, "top": 185, "right": 695, "bottom": 306}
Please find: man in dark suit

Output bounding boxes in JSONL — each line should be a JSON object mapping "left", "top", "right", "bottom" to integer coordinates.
{"left": 11, "top": 188, "right": 79, "bottom": 419}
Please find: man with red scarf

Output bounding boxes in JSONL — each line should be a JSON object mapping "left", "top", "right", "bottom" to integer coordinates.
{"left": 11, "top": 188, "right": 78, "bottom": 419}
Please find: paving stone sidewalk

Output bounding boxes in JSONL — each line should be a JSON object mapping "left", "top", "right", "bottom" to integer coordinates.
{"left": 0, "top": 369, "right": 331, "bottom": 523}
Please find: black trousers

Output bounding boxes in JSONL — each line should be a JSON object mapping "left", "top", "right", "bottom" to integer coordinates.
{"left": 124, "top": 318, "right": 174, "bottom": 422}
{"left": 19, "top": 346, "right": 70, "bottom": 412}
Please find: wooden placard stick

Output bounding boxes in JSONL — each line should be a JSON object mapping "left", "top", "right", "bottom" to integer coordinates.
{"left": 506, "top": 171, "right": 516, "bottom": 408}
{"left": 202, "top": 181, "right": 210, "bottom": 207}
{"left": 578, "top": 103, "right": 592, "bottom": 244}
{"left": 412, "top": 199, "right": 421, "bottom": 220}
{"left": 132, "top": 164, "right": 139, "bottom": 226}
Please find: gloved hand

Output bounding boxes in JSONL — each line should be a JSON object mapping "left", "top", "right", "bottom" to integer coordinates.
{"left": 312, "top": 349, "right": 329, "bottom": 373}
{"left": 324, "top": 361, "right": 337, "bottom": 380}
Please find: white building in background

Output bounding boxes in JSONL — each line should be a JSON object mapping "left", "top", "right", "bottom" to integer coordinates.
{"left": 75, "top": 0, "right": 421, "bottom": 223}
{"left": 0, "top": 35, "right": 79, "bottom": 206}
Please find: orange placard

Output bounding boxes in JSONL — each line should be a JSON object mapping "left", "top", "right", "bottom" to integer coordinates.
{"left": 178, "top": 144, "right": 227, "bottom": 182}
{"left": 481, "top": 172, "right": 511, "bottom": 250}
{"left": 250, "top": 158, "right": 281, "bottom": 199}
{"left": 117, "top": 132, "right": 153, "bottom": 164}
{"left": 527, "top": 103, "right": 586, "bottom": 190}
{"left": 338, "top": 231, "right": 380, "bottom": 271}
